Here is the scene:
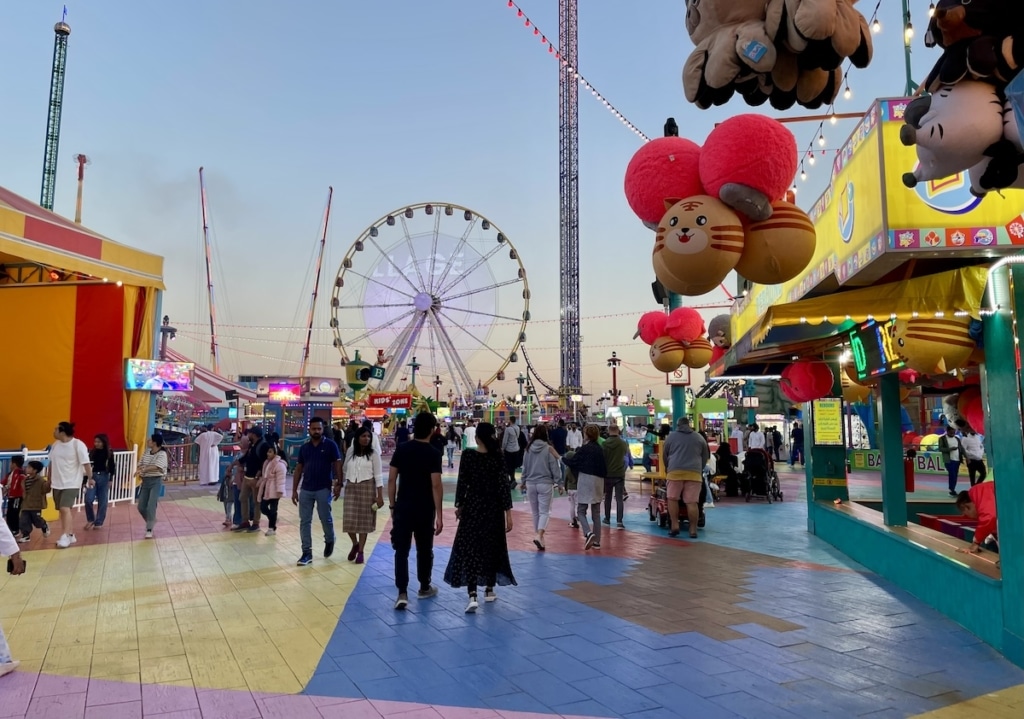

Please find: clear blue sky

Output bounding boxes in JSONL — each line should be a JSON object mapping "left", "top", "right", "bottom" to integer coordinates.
{"left": 0, "top": 0, "right": 938, "bottom": 399}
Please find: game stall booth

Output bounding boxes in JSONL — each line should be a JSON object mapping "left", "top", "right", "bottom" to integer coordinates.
{"left": 709, "top": 97, "right": 1024, "bottom": 668}
{"left": 0, "top": 184, "right": 165, "bottom": 455}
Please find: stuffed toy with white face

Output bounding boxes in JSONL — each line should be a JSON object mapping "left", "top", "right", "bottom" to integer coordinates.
{"left": 899, "top": 81, "right": 1005, "bottom": 189}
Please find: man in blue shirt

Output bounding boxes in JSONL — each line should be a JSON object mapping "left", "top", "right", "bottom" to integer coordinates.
{"left": 292, "top": 417, "right": 343, "bottom": 566}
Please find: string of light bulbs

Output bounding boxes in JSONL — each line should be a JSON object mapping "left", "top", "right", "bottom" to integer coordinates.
{"left": 794, "top": 0, "right": 886, "bottom": 190}
{"left": 503, "top": 0, "right": 650, "bottom": 141}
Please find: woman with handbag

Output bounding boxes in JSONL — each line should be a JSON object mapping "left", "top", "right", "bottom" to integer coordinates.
{"left": 135, "top": 434, "right": 168, "bottom": 539}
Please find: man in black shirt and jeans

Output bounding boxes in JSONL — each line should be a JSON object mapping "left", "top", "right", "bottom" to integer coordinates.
{"left": 388, "top": 411, "right": 444, "bottom": 610}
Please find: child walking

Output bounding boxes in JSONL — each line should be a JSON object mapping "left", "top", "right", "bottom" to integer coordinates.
{"left": 1, "top": 456, "right": 25, "bottom": 536}
{"left": 19, "top": 461, "right": 50, "bottom": 542}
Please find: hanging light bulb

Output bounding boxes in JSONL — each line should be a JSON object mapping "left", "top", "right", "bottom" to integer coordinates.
{"left": 800, "top": 167, "right": 807, "bottom": 181}
{"left": 872, "top": 18, "right": 881, "bottom": 33}
{"left": 818, "top": 133, "right": 825, "bottom": 147}
{"left": 904, "top": 14, "right": 914, "bottom": 44}
{"left": 928, "top": 2, "right": 935, "bottom": 18}
{"left": 843, "top": 84, "right": 852, "bottom": 100}
{"left": 830, "top": 113, "right": 838, "bottom": 125}
{"left": 808, "top": 154, "right": 816, "bottom": 166}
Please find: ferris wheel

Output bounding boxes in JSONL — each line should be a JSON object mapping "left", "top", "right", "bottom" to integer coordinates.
{"left": 331, "top": 202, "right": 530, "bottom": 400}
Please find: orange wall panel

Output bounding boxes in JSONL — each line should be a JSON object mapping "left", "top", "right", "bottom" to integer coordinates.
{"left": 0, "top": 286, "right": 76, "bottom": 448}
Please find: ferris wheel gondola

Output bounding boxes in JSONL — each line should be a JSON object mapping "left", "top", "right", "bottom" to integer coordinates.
{"left": 331, "top": 202, "right": 529, "bottom": 401}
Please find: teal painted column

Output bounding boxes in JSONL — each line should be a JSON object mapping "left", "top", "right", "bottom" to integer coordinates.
{"left": 983, "top": 264, "right": 1024, "bottom": 666}
{"left": 804, "top": 360, "right": 849, "bottom": 508}
{"left": 669, "top": 293, "right": 688, "bottom": 421}
{"left": 877, "top": 372, "right": 908, "bottom": 527}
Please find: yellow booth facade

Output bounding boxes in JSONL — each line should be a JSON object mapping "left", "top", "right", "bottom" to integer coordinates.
{"left": 0, "top": 185, "right": 165, "bottom": 454}
{"left": 714, "top": 98, "right": 1024, "bottom": 667}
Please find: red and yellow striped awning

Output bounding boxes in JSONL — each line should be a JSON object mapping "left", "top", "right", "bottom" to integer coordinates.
{"left": 0, "top": 185, "right": 164, "bottom": 289}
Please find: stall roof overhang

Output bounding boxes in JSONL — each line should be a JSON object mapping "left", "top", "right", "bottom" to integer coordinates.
{"left": 713, "top": 265, "right": 988, "bottom": 376}
{"left": 0, "top": 185, "right": 165, "bottom": 289}
{"left": 164, "top": 348, "right": 257, "bottom": 403}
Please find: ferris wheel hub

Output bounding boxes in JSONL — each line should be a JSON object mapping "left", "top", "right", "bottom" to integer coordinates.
{"left": 413, "top": 292, "right": 435, "bottom": 312}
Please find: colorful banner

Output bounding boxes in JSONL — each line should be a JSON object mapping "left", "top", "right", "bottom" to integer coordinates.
{"left": 880, "top": 99, "right": 1024, "bottom": 250}
{"left": 850, "top": 449, "right": 973, "bottom": 476}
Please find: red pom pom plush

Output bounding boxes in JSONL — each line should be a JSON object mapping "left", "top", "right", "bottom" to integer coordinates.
{"left": 699, "top": 115, "right": 798, "bottom": 203}
{"left": 780, "top": 360, "right": 835, "bottom": 403}
{"left": 635, "top": 311, "right": 668, "bottom": 345}
{"left": 665, "top": 307, "right": 705, "bottom": 342}
{"left": 963, "top": 395, "right": 984, "bottom": 434}
{"left": 624, "top": 137, "right": 704, "bottom": 226}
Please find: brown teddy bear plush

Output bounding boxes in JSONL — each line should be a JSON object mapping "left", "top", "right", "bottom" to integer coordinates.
{"left": 682, "top": 0, "right": 873, "bottom": 110}
{"left": 923, "top": 0, "right": 1024, "bottom": 92}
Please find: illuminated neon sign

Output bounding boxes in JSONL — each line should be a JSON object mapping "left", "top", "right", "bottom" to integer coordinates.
{"left": 848, "top": 319, "right": 905, "bottom": 381}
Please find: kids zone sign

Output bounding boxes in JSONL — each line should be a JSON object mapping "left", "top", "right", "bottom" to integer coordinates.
{"left": 879, "top": 98, "right": 1024, "bottom": 250}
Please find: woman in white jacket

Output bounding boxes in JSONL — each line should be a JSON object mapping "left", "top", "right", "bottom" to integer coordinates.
{"left": 257, "top": 445, "right": 288, "bottom": 536}
{"left": 342, "top": 426, "right": 384, "bottom": 564}
{"left": 520, "top": 425, "right": 563, "bottom": 551}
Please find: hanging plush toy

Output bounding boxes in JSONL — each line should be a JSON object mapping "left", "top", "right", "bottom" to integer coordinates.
{"left": 900, "top": 82, "right": 1006, "bottom": 188}
{"left": 708, "top": 314, "right": 732, "bottom": 363}
{"left": 635, "top": 307, "right": 713, "bottom": 371}
{"left": 922, "top": 0, "right": 1024, "bottom": 93}
{"left": 625, "top": 115, "right": 815, "bottom": 297}
{"left": 682, "top": 0, "right": 873, "bottom": 111}
{"left": 780, "top": 360, "right": 835, "bottom": 403}
{"left": 890, "top": 316, "right": 977, "bottom": 375}
{"left": 957, "top": 387, "right": 985, "bottom": 433}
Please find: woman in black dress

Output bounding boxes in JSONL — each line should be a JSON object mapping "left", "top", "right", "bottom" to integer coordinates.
{"left": 443, "top": 422, "right": 516, "bottom": 613}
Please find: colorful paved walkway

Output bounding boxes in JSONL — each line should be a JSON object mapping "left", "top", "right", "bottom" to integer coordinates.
{"left": 0, "top": 462, "right": 1021, "bottom": 718}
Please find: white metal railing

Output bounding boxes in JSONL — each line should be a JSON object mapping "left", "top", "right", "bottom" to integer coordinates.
{"left": 0, "top": 445, "right": 139, "bottom": 508}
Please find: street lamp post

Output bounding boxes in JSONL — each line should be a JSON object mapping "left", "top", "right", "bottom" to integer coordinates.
{"left": 407, "top": 356, "right": 421, "bottom": 389}
{"left": 607, "top": 352, "right": 622, "bottom": 406}
{"left": 159, "top": 315, "right": 177, "bottom": 360}
{"left": 434, "top": 375, "right": 443, "bottom": 402}
{"left": 515, "top": 373, "right": 527, "bottom": 424}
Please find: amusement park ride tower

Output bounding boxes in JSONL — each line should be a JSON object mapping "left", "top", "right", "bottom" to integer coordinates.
{"left": 40, "top": 14, "right": 71, "bottom": 211}
{"left": 558, "top": 0, "right": 581, "bottom": 397}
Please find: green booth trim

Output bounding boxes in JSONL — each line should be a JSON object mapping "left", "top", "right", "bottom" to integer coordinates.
{"left": 809, "top": 500, "right": 1022, "bottom": 666}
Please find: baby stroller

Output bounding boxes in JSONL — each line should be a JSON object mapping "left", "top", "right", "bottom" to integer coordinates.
{"left": 741, "top": 448, "right": 783, "bottom": 503}
{"left": 647, "top": 477, "right": 708, "bottom": 529}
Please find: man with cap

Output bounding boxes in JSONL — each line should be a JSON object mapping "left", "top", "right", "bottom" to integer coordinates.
{"left": 660, "top": 417, "right": 709, "bottom": 538}
{"left": 235, "top": 426, "right": 269, "bottom": 532}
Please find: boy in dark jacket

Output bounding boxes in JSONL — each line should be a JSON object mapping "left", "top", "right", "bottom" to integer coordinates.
{"left": 601, "top": 425, "right": 629, "bottom": 528}
{"left": 19, "top": 460, "right": 50, "bottom": 542}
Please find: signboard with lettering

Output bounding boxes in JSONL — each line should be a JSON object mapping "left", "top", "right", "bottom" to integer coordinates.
{"left": 305, "top": 377, "right": 341, "bottom": 397}
{"left": 667, "top": 368, "right": 691, "bottom": 386}
{"left": 848, "top": 319, "right": 905, "bottom": 381}
{"left": 812, "top": 398, "right": 844, "bottom": 446}
{"left": 367, "top": 394, "right": 412, "bottom": 410}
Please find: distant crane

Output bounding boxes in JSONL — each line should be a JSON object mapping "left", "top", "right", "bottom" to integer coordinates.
{"left": 41, "top": 13, "right": 71, "bottom": 211}
{"left": 73, "top": 154, "right": 90, "bottom": 224}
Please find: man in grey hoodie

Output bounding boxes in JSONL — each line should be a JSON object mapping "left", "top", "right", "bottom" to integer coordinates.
{"left": 601, "top": 424, "right": 629, "bottom": 528}
{"left": 520, "top": 425, "right": 564, "bottom": 550}
{"left": 661, "top": 417, "right": 709, "bottom": 538}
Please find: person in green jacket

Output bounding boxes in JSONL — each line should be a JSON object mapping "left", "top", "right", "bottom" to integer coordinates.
{"left": 601, "top": 424, "right": 629, "bottom": 528}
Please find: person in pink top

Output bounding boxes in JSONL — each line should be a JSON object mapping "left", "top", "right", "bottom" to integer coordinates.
{"left": 257, "top": 444, "right": 288, "bottom": 536}
{"left": 956, "top": 482, "right": 998, "bottom": 554}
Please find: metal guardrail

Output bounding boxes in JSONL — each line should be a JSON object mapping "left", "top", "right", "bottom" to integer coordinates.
{"left": 0, "top": 446, "right": 139, "bottom": 508}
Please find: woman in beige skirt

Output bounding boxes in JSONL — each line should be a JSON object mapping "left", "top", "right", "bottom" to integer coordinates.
{"left": 342, "top": 426, "right": 384, "bottom": 564}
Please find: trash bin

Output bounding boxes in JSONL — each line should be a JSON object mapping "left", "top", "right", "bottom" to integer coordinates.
{"left": 904, "top": 449, "right": 916, "bottom": 493}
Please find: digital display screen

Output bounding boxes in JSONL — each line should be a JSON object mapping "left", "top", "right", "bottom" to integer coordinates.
{"left": 848, "top": 319, "right": 905, "bottom": 381}
{"left": 125, "top": 359, "right": 194, "bottom": 391}
{"left": 268, "top": 383, "right": 301, "bottom": 403}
